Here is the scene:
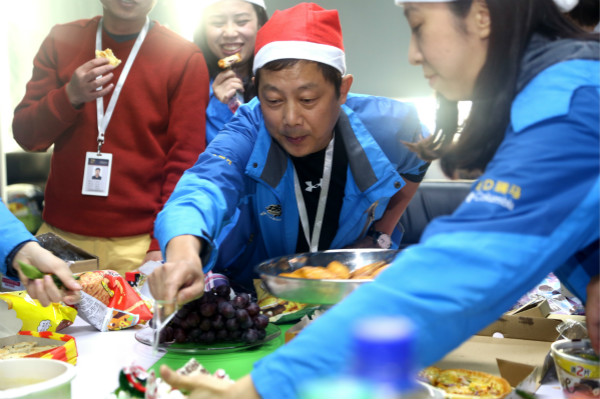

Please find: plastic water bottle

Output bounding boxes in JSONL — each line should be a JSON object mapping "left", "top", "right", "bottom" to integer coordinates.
{"left": 351, "top": 316, "right": 420, "bottom": 398}
{"left": 300, "top": 316, "right": 443, "bottom": 399}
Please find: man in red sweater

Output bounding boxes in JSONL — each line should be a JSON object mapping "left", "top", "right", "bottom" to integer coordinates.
{"left": 12, "top": 0, "right": 209, "bottom": 276}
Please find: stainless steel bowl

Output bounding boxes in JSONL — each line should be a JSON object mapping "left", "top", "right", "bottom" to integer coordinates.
{"left": 255, "top": 249, "right": 400, "bottom": 305}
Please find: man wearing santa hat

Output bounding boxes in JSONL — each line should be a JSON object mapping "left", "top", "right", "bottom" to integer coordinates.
{"left": 148, "top": 3, "right": 428, "bottom": 298}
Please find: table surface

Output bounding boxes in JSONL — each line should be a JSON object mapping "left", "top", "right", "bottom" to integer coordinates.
{"left": 62, "top": 317, "right": 565, "bottom": 399}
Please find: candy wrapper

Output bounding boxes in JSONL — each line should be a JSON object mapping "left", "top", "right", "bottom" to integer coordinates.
{"left": 0, "top": 291, "right": 77, "bottom": 332}
{"left": 16, "top": 331, "right": 78, "bottom": 365}
{"left": 108, "top": 358, "right": 232, "bottom": 399}
{"left": 74, "top": 270, "right": 153, "bottom": 332}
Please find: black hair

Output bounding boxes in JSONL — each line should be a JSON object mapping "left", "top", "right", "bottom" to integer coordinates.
{"left": 194, "top": 3, "right": 268, "bottom": 102}
{"left": 567, "top": 0, "right": 600, "bottom": 30}
{"left": 407, "top": 0, "right": 598, "bottom": 178}
{"left": 254, "top": 59, "right": 343, "bottom": 99}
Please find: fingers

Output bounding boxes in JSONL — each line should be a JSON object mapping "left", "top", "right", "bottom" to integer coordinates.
{"left": 67, "top": 58, "right": 117, "bottom": 106}
{"left": 586, "top": 275, "right": 600, "bottom": 353}
{"left": 212, "top": 71, "right": 244, "bottom": 104}
{"left": 160, "top": 365, "right": 200, "bottom": 393}
{"left": 177, "top": 278, "right": 205, "bottom": 305}
{"left": 149, "top": 258, "right": 204, "bottom": 305}
{"left": 25, "top": 275, "right": 63, "bottom": 307}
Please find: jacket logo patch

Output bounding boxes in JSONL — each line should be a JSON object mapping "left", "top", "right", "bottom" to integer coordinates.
{"left": 465, "top": 179, "right": 521, "bottom": 211}
{"left": 261, "top": 204, "right": 282, "bottom": 221}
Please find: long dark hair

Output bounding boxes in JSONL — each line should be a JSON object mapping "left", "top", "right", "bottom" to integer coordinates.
{"left": 194, "top": 3, "right": 269, "bottom": 102}
{"left": 407, "top": 0, "right": 598, "bottom": 178}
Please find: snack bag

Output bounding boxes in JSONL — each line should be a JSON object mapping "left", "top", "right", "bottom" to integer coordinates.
{"left": 0, "top": 291, "right": 77, "bottom": 332}
{"left": 18, "top": 331, "right": 78, "bottom": 365}
{"left": 74, "top": 270, "right": 153, "bottom": 332}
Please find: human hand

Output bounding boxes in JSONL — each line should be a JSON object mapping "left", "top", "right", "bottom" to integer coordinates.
{"left": 65, "top": 57, "right": 116, "bottom": 108}
{"left": 212, "top": 69, "right": 244, "bottom": 105}
{"left": 13, "top": 242, "right": 82, "bottom": 306}
{"left": 586, "top": 274, "right": 600, "bottom": 353}
{"left": 160, "top": 366, "right": 260, "bottom": 399}
{"left": 147, "top": 235, "right": 205, "bottom": 308}
{"left": 141, "top": 250, "right": 163, "bottom": 265}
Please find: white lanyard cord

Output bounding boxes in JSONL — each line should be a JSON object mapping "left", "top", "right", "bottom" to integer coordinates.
{"left": 293, "top": 137, "right": 335, "bottom": 252}
{"left": 95, "top": 17, "right": 150, "bottom": 153}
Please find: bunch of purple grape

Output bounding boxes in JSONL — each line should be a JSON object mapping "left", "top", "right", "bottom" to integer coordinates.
{"left": 159, "top": 284, "right": 270, "bottom": 345}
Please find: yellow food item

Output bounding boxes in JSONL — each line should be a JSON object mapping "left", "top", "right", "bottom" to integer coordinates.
{"left": 348, "top": 260, "right": 387, "bottom": 279}
{"left": 279, "top": 260, "right": 389, "bottom": 280}
{"left": 218, "top": 52, "right": 242, "bottom": 69}
{"left": 326, "top": 261, "right": 351, "bottom": 279}
{"left": 95, "top": 48, "right": 122, "bottom": 66}
{"left": 420, "top": 367, "right": 512, "bottom": 399}
{"left": 0, "top": 341, "right": 59, "bottom": 360}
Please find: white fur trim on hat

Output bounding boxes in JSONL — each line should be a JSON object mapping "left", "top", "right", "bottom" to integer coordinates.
{"left": 202, "top": 0, "right": 266, "bottom": 10}
{"left": 553, "top": 0, "right": 579, "bottom": 12}
{"left": 253, "top": 40, "right": 346, "bottom": 75}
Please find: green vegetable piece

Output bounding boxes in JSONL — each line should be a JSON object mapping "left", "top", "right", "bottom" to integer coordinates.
{"left": 17, "top": 260, "right": 45, "bottom": 280}
{"left": 16, "top": 260, "right": 79, "bottom": 289}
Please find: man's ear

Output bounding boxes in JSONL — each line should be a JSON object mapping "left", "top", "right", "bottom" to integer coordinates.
{"left": 339, "top": 74, "right": 353, "bottom": 104}
{"left": 474, "top": 0, "right": 491, "bottom": 40}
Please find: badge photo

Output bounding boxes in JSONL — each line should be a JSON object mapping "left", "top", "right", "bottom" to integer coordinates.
{"left": 82, "top": 152, "right": 112, "bottom": 197}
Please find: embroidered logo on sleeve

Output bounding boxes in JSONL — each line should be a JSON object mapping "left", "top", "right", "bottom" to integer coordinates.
{"left": 465, "top": 179, "right": 522, "bottom": 211}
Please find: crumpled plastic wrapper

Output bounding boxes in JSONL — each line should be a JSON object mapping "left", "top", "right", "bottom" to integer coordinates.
{"left": 556, "top": 318, "right": 589, "bottom": 340}
{"left": 0, "top": 291, "right": 77, "bottom": 332}
{"left": 74, "top": 270, "right": 153, "bottom": 332}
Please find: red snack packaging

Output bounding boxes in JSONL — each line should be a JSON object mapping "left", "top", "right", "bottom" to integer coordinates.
{"left": 74, "top": 270, "right": 153, "bottom": 331}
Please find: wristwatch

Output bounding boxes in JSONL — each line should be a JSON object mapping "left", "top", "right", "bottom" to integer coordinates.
{"left": 367, "top": 228, "right": 392, "bottom": 249}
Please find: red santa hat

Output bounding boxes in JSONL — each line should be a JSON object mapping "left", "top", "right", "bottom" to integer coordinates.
{"left": 253, "top": 3, "right": 346, "bottom": 75}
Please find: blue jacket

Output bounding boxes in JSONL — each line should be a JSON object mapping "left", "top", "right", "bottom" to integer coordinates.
{"left": 250, "top": 48, "right": 600, "bottom": 398}
{"left": 155, "top": 93, "right": 428, "bottom": 286}
{"left": 0, "top": 199, "right": 35, "bottom": 278}
{"left": 205, "top": 79, "right": 235, "bottom": 145}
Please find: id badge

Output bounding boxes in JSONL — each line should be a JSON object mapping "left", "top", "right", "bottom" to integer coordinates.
{"left": 82, "top": 152, "right": 112, "bottom": 197}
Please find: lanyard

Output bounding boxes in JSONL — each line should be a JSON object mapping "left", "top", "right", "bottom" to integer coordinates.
{"left": 293, "top": 137, "right": 335, "bottom": 252}
{"left": 95, "top": 17, "right": 150, "bottom": 153}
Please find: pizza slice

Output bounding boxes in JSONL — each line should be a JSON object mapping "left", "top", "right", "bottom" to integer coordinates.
{"left": 419, "top": 367, "right": 512, "bottom": 399}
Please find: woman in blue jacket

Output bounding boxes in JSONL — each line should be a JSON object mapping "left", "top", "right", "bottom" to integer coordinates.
{"left": 158, "top": 1, "right": 599, "bottom": 398}
{"left": 0, "top": 200, "right": 81, "bottom": 306}
{"left": 195, "top": 0, "right": 268, "bottom": 144}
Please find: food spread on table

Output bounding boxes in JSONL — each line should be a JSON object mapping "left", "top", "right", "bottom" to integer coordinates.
{"left": 110, "top": 358, "right": 232, "bottom": 399}
{"left": 0, "top": 341, "right": 59, "bottom": 359}
{"left": 157, "top": 278, "right": 270, "bottom": 347}
{"left": 278, "top": 259, "right": 390, "bottom": 280}
{"left": 418, "top": 367, "right": 512, "bottom": 399}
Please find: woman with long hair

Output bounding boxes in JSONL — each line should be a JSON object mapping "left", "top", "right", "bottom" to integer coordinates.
{"left": 195, "top": 0, "right": 268, "bottom": 144}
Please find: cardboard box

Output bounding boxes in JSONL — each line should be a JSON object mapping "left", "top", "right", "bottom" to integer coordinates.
{"left": 0, "top": 300, "right": 77, "bottom": 364}
{"left": 36, "top": 232, "right": 99, "bottom": 273}
{"left": 434, "top": 303, "right": 562, "bottom": 391}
